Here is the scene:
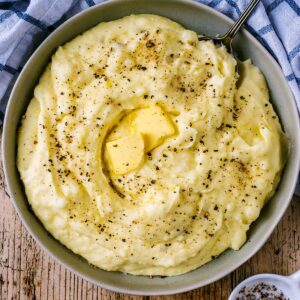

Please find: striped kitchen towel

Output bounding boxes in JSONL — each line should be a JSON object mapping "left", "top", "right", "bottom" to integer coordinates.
{"left": 0, "top": 0, "right": 299, "bottom": 194}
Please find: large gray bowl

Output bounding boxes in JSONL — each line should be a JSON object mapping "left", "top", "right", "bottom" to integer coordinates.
{"left": 2, "top": 0, "right": 300, "bottom": 296}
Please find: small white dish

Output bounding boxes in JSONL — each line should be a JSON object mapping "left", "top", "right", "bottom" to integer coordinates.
{"left": 229, "top": 270, "right": 300, "bottom": 300}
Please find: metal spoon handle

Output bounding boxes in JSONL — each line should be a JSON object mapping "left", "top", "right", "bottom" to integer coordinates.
{"left": 224, "top": 0, "right": 260, "bottom": 40}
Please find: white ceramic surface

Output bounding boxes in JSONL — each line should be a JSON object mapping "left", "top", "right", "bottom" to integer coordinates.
{"left": 229, "top": 270, "right": 300, "bottom": 300}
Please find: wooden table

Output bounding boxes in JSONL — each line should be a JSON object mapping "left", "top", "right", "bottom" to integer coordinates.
{"left": 0, "top": 137, "right": 299, "bottom": 299}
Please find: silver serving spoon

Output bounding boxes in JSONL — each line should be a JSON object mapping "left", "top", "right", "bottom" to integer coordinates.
{"left": 198, "top": 0, "right": 260, "bottom": 54}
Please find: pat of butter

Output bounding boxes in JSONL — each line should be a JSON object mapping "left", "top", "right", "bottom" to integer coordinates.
{"left": 105, "top": 134, "right": 144, "bottom": 175}
{"left": 107, "top": 114, "right": 134, "bottom": 142}
{"left": 132, "top": 105, "right": 175, "bottom": 152}
{"left": 105, "top": 105, "right": 175, "bottom": 174}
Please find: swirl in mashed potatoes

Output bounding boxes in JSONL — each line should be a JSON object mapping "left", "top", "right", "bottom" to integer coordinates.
{"left": 17, "top": 15, "right": 286, "bottom": 276}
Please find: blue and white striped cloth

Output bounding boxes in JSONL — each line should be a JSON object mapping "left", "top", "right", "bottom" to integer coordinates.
{"left": 0, "top": 0, "right": 299, "bottom": 194}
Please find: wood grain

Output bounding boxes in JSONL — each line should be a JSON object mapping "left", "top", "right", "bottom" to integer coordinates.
{"left": 0, "top": 132, "right": 299, "bottom": 299}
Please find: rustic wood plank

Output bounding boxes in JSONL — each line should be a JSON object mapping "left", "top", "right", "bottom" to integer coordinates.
{"left": 0, "top": 133, "right": 299, "bottom": 299}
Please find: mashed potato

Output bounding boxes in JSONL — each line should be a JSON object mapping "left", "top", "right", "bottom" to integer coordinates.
{"left": 17, "top": 15, "right": 286, "bottom": 276}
